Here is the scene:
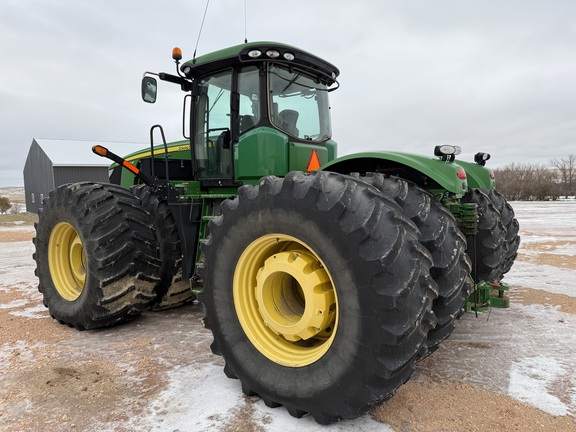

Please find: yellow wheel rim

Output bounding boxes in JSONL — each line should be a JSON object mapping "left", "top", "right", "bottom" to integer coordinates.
{"left": 48, "top": 222, "right": 86, "bottom": 301}
{"left": 234, "top": 234, "right": 338, "bottom": 367}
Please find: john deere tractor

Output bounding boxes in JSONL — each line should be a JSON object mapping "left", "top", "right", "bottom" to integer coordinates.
{"left": 33, "top": 41, "right": 520, "bottom": 424}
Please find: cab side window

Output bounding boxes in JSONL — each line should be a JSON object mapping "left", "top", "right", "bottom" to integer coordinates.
{"left": 237, "top": 66, "right": 260, "bottom": 135}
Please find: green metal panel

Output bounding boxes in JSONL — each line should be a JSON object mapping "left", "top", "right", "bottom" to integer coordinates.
{"left": 454, "top": 159, "right": 495, "bottom": 189}
{"left": 325, "top": 139, "right": 337, "bottom": 162}
{"left": 234, "top": 127, "right": 289, "bottom": 182}
{"left": 289, "top": 142, "right": 329, "bottom": 172}
{"left": 321, "top": 151, "right": 468, "bottom": 194}
{"left": 119, "top": 165, "right": 137, "bottom": 188}
{"left": 233, "top": 127, "right": 332, "bottom": 181}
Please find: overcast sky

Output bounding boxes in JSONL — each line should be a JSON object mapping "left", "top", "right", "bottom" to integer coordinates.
{"left": 1, "top": 0, "right": 575, "bottom": 186}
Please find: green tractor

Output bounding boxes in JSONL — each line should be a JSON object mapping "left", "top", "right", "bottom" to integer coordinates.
{"left": 33, "top": 41, "right": 520, "bottom": 424}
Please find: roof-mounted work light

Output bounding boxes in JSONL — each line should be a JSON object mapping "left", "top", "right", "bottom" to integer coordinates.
{"left": 266, "top": 49, "right": 280, "bottom": 58}
{"left": 474, "top": 152, "right": 491, "bottom": 166}
{"left": 434, "top": 145, "right": 461, "bottom": 162}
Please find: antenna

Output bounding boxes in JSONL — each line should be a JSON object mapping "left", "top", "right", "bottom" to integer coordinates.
{"left": 244, "top": 0, "right": 248, "bottom": 43}
{"left": 193, "top": 0, "right": 211, "bottom": 62}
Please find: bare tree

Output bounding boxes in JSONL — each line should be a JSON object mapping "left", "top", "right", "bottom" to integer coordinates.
{"left": 9, "top": 202, "right": 22, "bottom": 214}
{"left": 549, "top": 154, "right": 576, "bottom": 198}
{"left": 530, "top": 165, "right": 558, "bottom": 200}
{"left": 494, "top": 162, "right": 560, "bottom": 201}
{"left": 494, "top": 163, "right": 524, "bottom": 200}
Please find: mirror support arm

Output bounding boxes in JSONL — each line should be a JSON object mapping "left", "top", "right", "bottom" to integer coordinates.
{"left": 159, "top": 73, "right": 193, "bottom": 92}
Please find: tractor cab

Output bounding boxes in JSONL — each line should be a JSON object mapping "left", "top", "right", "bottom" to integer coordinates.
{"left": 142, "top": 42, "right": 340, "bottom": 189}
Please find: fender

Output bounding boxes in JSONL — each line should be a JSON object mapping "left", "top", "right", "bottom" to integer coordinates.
{"left": 454, "top": 159, "right": 495, "bottom": 189}
{"left": 321, "top": 151, "right": 468, "bottom": 195}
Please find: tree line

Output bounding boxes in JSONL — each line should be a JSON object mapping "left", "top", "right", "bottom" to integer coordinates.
{"left": 493, "top": 154, "right": 576, "bottom": 201}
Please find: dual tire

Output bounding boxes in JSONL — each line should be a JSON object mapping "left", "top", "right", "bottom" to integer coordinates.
{"left": 33, "top": 182, "right": 161, "bottom": 329}
{"left": 361, "top": 174, "right": 472, "bottom": 355}
{"left": 200, "top": 171, "right": 438, "bottom": 423}
{"left": 130, "top": 185, "right": 196, "bottom": 310}
{"left": 34, "top": 183, "right": 197, "bottom": 330}
{"left": 462, "top": 188, "right": 520, "bottom": 282}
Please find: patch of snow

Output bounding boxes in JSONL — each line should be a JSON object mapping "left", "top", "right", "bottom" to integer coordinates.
{"left": 135, "top": 363, "right": 391, "bottom": 431}
{"left": 0, "top": 299, "right": 28, "bottom": 309}
{"left": 0, "top": 340, "right": 45, "bottom": 363}
{"left": 0, "top": 241, "right": 37, "bottom": 290}
{"left": 506, "top": 261, "right": 576, "bottom": 297}
{"left": 509, "top": 356, "right": 572, "bottom": 416}
{"left": 0, "top": 226, "right": 35, "bottom": 232}
{"left": 10, "top": 304, "right": 48, "bottom": 319}
{"left": 429, "top": 302, "right": 576, "bottom": 417}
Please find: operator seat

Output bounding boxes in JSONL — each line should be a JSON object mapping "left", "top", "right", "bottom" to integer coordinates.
{"left": 278, "top": 109, "right": 299, "bottom": 138}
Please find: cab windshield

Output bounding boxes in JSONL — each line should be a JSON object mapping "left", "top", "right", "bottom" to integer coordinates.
{"left": 268, "top": 65, "right": 332, "bottom": 142}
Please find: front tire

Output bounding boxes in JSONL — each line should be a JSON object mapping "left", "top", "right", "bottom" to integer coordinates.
{"left": 200, "top": 171, "right": 437, "bottom": 424}
{"left": 33, "top": 182, "right": 161, "bottom": 330}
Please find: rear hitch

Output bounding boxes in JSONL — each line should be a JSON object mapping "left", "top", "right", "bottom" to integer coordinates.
{"left": 465, "top": 280, "right": 510, "bottom": 312}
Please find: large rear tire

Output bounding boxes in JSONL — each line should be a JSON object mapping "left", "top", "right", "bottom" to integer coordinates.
{"left": 200, "top": 171, "right": 437, "bottom": 424}
{"left": 130, "top": 185, "right": 195, "bottom": 310}
{"left": 462, "top": 188, "right": 507, "bottom": 282}
{"left": 362, "top": 174, "right": 472, "bottom": 355}
{"left": 483, "top": 189, "right": 520, "bottom": 275}
{"left": 33, "top": 182, "right": 161, "bottom": 330}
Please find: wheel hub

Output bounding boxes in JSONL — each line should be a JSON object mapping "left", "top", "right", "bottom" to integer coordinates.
{"left": 48, "top": 222, "right": 86, "bottom": 301}
{"left": 234, "top": 234, "right": 338, "bottom": 367}
{"left": 255, "top": 251, "right": 334, "bottom": 341}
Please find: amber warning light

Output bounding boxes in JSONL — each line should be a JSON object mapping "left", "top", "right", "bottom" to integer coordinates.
{"left": 172, "top": 47, "right": 183, "bottom": 62}
{"left": 92, "top": 145, "right": 108, "bottom": 157}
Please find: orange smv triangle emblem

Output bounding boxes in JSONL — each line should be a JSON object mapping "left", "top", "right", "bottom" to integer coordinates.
{"left": 306, "top": 150, "right": 321, "bottom": 172}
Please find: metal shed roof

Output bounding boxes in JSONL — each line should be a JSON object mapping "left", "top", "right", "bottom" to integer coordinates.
{"left": 35, "top": 139, "right": 148, "bottom": 166}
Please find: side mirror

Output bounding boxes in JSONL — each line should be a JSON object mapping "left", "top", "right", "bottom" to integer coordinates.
{"left": 141, "top": 76, "right": 157, "bottom": 103}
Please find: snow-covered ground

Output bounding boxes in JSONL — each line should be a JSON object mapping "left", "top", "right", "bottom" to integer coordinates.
{"left": 1, "top": 200, "right": 575, "bottom": 430}
{"left": 431, "top": 200, "right": 576, "bottom": 418}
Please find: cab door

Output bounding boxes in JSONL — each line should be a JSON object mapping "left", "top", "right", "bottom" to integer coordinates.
{"left": 194, "top": 69, "right": 233, "bottom": 181}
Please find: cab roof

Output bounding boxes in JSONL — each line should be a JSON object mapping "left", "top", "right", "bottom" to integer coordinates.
{"left": 180, "top": 41, "right": 339, "bottom": 84}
